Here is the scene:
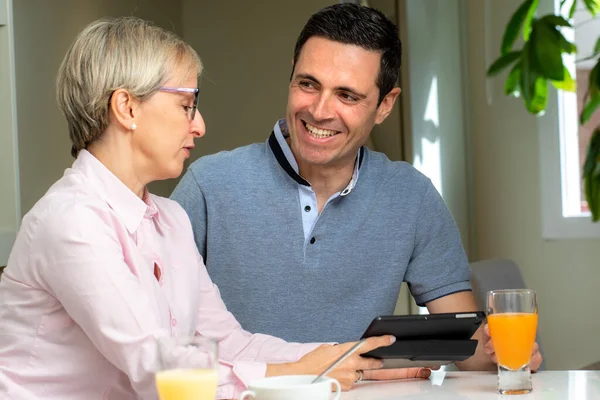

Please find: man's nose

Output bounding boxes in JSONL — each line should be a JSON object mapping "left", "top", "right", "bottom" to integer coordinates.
{"left": 310, "top": 93, "right": 335, "bottom": 121}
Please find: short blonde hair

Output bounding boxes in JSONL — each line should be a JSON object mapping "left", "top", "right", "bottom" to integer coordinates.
{"left": 56, "top": 17, "right": 202, "bottom": 157}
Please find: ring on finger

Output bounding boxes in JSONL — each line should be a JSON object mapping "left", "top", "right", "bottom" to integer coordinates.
{"left": 355, "top": 369, "right": 364, "bottom": 383}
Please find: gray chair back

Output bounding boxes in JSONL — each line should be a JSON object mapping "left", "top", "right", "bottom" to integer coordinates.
{"left": 470, "top": 258, "right": 527, "bottom": 311}
{"left": 470, "top": 258, "right": 545, "bottom": 370}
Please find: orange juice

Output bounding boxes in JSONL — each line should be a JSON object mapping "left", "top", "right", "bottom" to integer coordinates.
{"left": 487, "top": 313, "right": 538, "bottom": 370}
{"left": 155, "top": 368, "right": 218, "bottom": 400}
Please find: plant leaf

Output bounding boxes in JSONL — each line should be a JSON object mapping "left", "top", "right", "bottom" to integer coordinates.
{"left": 542, "top": 15, "right": 572, "bottom": 26}
{"left": 526, "top": 76, "right": 549, "bottom": 114}
{"left": 545, "top": 24, "right": 578, "bottom": 54}
{"left": 521, "top": 43, "right": 536, "bottom": 106}
{"left": 581, "top": 95, "right": 600, "bottom": 124}
{"left": 501, "top": 0, "right": 535, "bottom": 54}
{"left": 583, "top": 0, "right": 600, "bottom": 16}
{"left": 520, "top": 42, "right": 549, "bottom": 114}
{"left": 583, "top": 129, "right": 600, "bottom": 221}
{"left": 531, "top": 21, "right": 566, "bottom": 80}
{"left": 580, "top": 62, "right": 600, "bottom": 124}
{"left": 505, "top": 63, "right": 522, "bottom": 96}
{"left": 584, "top": 128, "right": 600, "bottom": 176}
{"left": 523, "top": 0, "right": 540, "bottom": 40}
{"left": 584, "top": 171, "right": 600, "bottom": 221}
{"left": 556, "top": 32, "right": 577, "bottom": 54}
{"left": 487, "top": 51, "right": 522, "bottom": 76}
{"left": 569, "top": 0, "right": 578, "bottom": 18}
{"left": 594, "top": 59, "right": 600, "bottom": 88}
{"left": 551, "top": 67, "right": 577, "bottom": 91}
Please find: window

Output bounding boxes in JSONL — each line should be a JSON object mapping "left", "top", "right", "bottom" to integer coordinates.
{"left": 539, "top": 0, "right": 600, "bottom": 238}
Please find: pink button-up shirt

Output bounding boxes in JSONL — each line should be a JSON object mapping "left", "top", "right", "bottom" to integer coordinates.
{"left": 0, "top": 150, "right": 320, "bottom": 399}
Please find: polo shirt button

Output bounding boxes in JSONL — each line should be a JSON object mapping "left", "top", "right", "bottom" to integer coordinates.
{"left": 304, "top": 205, "right": 311, "bottom": 212}
{"left": 310, "top": 237, "right": 316, "bottom": 244}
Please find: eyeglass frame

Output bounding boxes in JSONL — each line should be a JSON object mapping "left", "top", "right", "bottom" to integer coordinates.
{"left": 158, "top": 86, "right": 199, "bottom": 121}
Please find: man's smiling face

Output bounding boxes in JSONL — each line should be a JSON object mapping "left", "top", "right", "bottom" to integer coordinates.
{"left": 286, "top": 36, "right": 394, "bottom": 171}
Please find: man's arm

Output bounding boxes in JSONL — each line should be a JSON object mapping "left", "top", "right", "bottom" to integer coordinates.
{"left": 426, "top": 291, "right": 542, "bottom": 372}
{"left": 426, "top": 291, "right": 496, "bottom": 371}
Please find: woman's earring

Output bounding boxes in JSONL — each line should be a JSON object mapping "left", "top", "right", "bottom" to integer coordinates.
{"left": 130, "top": 122, "right": 137, "bottom": 131}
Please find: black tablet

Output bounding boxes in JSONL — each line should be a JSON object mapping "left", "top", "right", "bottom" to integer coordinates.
{"left": 360, "top": 311, "right": 486, "bottom": 368}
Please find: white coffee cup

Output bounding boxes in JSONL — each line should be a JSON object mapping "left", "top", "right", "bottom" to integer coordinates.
{"left": 239, "top": 375, "right": 341, "bottom": 400}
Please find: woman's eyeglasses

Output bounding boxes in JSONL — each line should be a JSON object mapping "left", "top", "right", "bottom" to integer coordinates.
{"left": 159, "top": 87, "right": 199, "bottom": 121}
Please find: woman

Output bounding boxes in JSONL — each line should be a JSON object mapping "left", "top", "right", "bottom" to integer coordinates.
{"left": 0, "top": 17, "right": 426, "bottom": 400}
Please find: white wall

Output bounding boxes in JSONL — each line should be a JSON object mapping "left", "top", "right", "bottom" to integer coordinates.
{"left": 464, "top": 0, "right": 600, "bottom": 370}
{"left": 12, "top": 0, "right": 183, "bottom": 212}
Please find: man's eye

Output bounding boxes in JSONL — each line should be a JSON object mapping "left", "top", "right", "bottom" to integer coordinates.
{"left": 182, "top": 105, "right": 192, "bottom": 112}
{"left": 340, "top": 93, "right": 359, "bottom": 102}
{"left": 299, "top": 81, "right": 315, "bottom": 89}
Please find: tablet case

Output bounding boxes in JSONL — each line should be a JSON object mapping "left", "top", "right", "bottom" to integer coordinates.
{"left": 360, "top": 312, "right": 484, "bottom": 369}
{"left": 362, "top": 339, "right": 478, "bottom": 368}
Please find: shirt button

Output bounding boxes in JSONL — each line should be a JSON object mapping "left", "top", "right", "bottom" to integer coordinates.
{"left": 310, "top": 237, "right": 316, "bottom": 244}
{"left": 171, "top": 319, "right": 178, "bottom": 327}
{"left": 304, "top": 205, "right": 311, "bottom": 212}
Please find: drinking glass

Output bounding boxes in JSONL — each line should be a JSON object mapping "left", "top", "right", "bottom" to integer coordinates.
{"left": 155, "top": 336, "right": 218, "bottom": 400}
{"left": 487, "top": 289, "right": 538, "bottom": 395}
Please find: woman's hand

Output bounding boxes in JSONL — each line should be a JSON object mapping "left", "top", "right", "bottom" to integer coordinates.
{"left": 294, "top": 336, "right": 390, "bottom": 389}
{"left": 267, "top": 335, "right": 430, "bottom": 390}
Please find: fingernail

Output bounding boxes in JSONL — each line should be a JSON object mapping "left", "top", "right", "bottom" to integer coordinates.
{"left": 389, "top": 336, "right": 396, "bottom": 344}
{"left": 419, "top": 368, "right": 431, "bottom": 378}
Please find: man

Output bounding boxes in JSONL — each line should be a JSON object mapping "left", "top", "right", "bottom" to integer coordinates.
{"left": 172, "top": 3, "right": 541, "bottom": 373}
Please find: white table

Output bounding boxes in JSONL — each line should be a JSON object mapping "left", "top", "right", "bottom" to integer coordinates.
{"left": 341, "top": 371, "right": 600, "bottom": 399}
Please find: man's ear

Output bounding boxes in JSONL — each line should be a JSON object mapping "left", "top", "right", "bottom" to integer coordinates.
{"left": 109, "top": 88, "right": 139, "bottom": 131}
{"left": 375, "top": 87, "right": 401, "bottom": 124}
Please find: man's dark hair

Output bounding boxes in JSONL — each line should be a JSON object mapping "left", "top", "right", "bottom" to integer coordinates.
{"left": 292, "top": 3, "right": 402, "bottom": 106}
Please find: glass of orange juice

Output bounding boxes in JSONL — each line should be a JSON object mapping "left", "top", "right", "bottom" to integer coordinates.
{"left": 155, "top": 336, "right": 218, "bottom": 400}
{"left": 487, "top": 289, "right": 538, "bottom": 395}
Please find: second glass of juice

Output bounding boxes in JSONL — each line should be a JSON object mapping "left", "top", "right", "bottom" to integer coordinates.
{"left": 155, "top": 336, "right": 218, "bottom": 400}
{"left": 487, "top": 289, "right": 538, "bottom": 395}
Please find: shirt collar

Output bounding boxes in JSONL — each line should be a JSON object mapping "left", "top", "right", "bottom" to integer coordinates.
{"left": 72, "top": 150, "right": 169, "bottom": 234}
{"left": 269, "top": 119, "right": 363, "bottom": 194}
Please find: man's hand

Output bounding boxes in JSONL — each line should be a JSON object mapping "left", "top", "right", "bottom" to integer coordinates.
{"left": 362, "top": 366, "right": 432, "bottom": 381}
{"left": 482, "top": 324, "right": 543, "bottom": 372}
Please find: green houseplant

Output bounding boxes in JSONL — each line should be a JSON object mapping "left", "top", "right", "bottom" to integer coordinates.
{"left": 487, "top": 0, "right": 600, "bottom": 220}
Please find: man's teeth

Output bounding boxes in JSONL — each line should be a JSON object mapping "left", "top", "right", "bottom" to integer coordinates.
{"left": 305, "top": 122, "right": 337, "bottom": 138}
